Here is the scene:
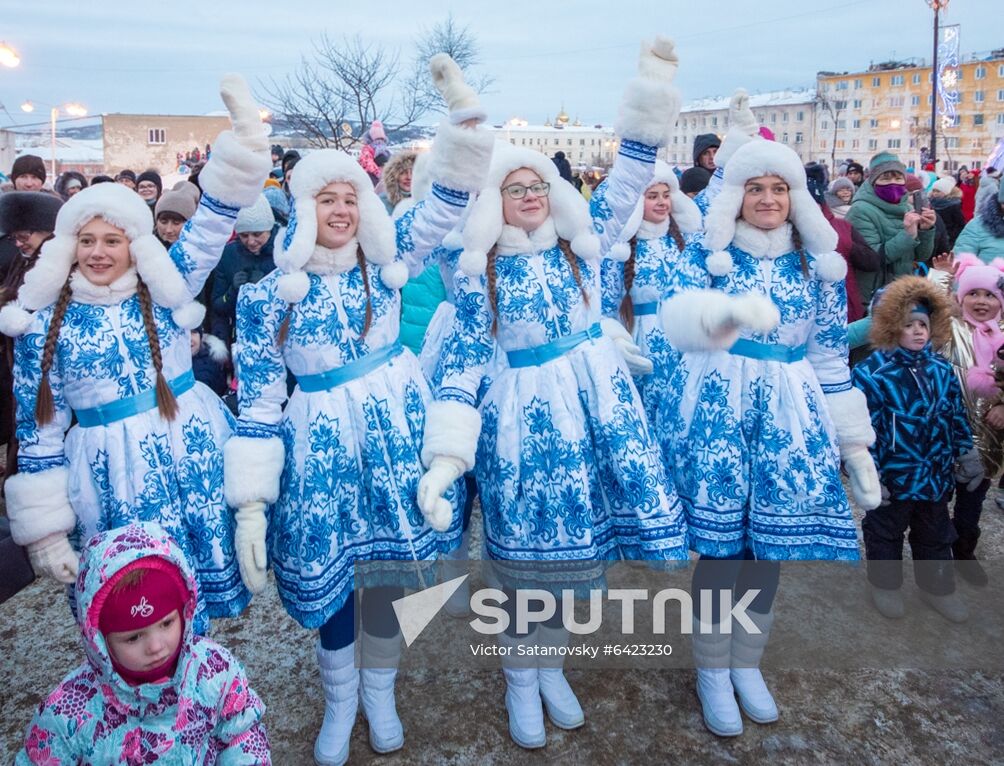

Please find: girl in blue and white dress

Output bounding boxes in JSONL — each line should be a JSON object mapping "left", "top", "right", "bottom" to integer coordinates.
{"left": 418, "top": 37, "right": 689, "bottom": 751}
{"left": 0, "top": 77, "right": 270, "bottom": 634}
{"left": 596, "top": 160, "right": 704, "bottom": 431}
{"left": 658, "top": 137, "right": 881, "bottom": 737}
{"left": 224, "top": 56, "right": 494, "bottom": 766}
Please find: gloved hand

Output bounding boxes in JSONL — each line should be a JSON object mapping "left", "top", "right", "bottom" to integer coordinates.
{"left": 637, "top": 35, "right": 679, "bottom": 83}
{"left": 701, "top": 294, "right": 780, "bottom": 343}
{"left": 429, "top": 53, "right": 486, "bottom": 125}
{"left": 601, "top": 318, "right": 653, "bottom": 376}
{"left": 842, "top": 446, "right": 882, "bottom": 510}
{"left": 729, "top": 88, "right": 759, "bottom": 136}
{"left": 220, "top": 73, "right": 269, "bottom": 152}
{"left": 417, "top": 456, "right": 464, "bottom": 532}
{"left": 232, "top": 270, "right": 250, "bottom": 289}
{"left": 234, "top": 502, "right": 268, "bottom": 595}
{"left": 954, "top": 447, "right": 985, "bottom": 491}
{"left": 27, "top": 533, "right": 78, "bottom": 584}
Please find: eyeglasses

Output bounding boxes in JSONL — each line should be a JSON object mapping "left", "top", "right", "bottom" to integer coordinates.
{"left": 502, "top": 181, "right": 550, "bottom": 200}
{"left": 12, "top": 231, "right": 34, "bottom": 244}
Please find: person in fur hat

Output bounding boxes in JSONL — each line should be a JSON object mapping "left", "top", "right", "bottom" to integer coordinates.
{"left": 596, "top": 159, "right": 703, "bottom": 431}
{"left": 659, "top": 135, "right": 881, "bottom": 737}
{"left": 927, "top": 253, "right": 1004, "bottom": 587}
{"left": 0, "top": 75, "right": 272, "bottom": 634}
{"left": 852, "top": 276, "right": 972, "bottom": 623}
{"left": 418, "top": 37, "right": 690, "bottom": 750}
{"left": 227, "top": 54, "right": 494, "bottom": 766}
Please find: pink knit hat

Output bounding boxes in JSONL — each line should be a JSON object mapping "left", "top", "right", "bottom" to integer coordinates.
{"left": 954, "top": 253, "right": 1004, "bottom": 306}
{"left": 368, "top": 120, "right": 387, "bottom": 142}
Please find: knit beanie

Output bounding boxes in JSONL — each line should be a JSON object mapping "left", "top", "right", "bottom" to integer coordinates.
{"left": 679, "top": 166, "right": 712, "bottom": 195}
{"left": 154, "top": 188, "right": 197, "bottom": 221}
{"left": 115, "top": 169, "right": 137, "bottom": 184}
{"left": 367, "top": 120, "right": 387, "bottom": 143}
{"left": 235, "top": 194, "right": 276, "bottom": 233}
{"left": 0, "top": 192, "right": 62, "bottom": 236}
{"left": 262, "top": 185, "right": 290, "bottom": 221}
{"left": 97, "top": 557, "right": 188, "bottom": 635}
{"left": 171, "top": 181, "right": 201, "bottom": 206}
{"left": 868, "top": 152, "right": 906, "bottom": 179}
{"left": 136, "top": 170, "right": 163, "bottom": 195}
{"left": 905, "top": 174, "right": 924, "bottom": 193}
{"left": 954, "top": 254, "right": 1004, "bottom": 306}
{"left": 931, "top": 176, "right": 956, "bottom": 196}
{"left": 908, "top": 302, "right": 931, "bottom": 329}
{"left": 845, "top": 161, "right": 865, "bottom": 176}
{"left": 11, "top": 154, "right": 46, "bottom": 184}
{"left": 829, "top": 177, "right": 855, "bottom": 195}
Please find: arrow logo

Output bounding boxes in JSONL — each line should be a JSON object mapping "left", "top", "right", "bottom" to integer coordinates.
{"left": 392, "top": 575, "right": 469, "bottom": 646}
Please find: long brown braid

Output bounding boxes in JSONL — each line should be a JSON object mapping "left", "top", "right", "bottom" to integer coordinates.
{"left": 486, "top": 238, "right": 589, "bottom": 336}
{"left": 136, "top": 278, "right": 179, "bottom": 421}
{"left": 619, "top": 236, "right": 639, "bottom": 331}
{"left": 275, "top": 245, "right": 373, "bottom": 347}
{"left": 33, "top": 279, "right": 74, "bottom": 425}
{"left": 791, "top": 226, "right": 810, "bottom": 279}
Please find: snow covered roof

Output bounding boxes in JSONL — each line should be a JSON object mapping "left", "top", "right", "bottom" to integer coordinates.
{"left": 682, "top": 88, "right": 817, "bottom": 113}
{"left": 15, "top": 136, "right": 103, "bottom": 163}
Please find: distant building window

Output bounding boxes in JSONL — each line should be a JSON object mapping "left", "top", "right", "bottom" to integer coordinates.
{"left": 887, "top": 138, "right": 901, "bottom": 149}
{"left": 782, "top": 132, "right": 789, "bottom": 143}
{"left": 891, "top": 75, "right": 904, "bottom": 86}
{"left": 711, "top": 116, "right": 718, "bottom": 127}
{"left": 852, "top": 139, "right": 859, "bottom": 148}
{"left": 974, "top": 114, "right": 984, "bottom": 126}
{"left": 975, "top": 65, "right": 986, "bottom": 80}
{"left": 869, "top": 119, "right": 879, "bottom": 128}
{"left": 770, "top": 113, "right": 777, "bottom": 124}
{"left": 822, "top": 121, "right": 829, "bottom": 130}
{"left": 853, "top": 99, "right": 862, "bottom": 108}
{"left": 796, "top": 111, "right": 804, "bottom": 122}
{"left": 836, "top": 80, "right": 848, "bottom": 90}
{"left": 868, "top": 138, "right": 878, "bottom": 150}
{"left": 998, "top": 89, "right": 1004, "bottom": 102}
{"left": 795, "top": 132, "right": 803, "bottom": 144}
{"left": 148, "top": 128, "right": 166, "bottom": 145}
{"left": 853, "top": 78, "right": 862, "bottom": 89}
{"left": 836, "top": 119, "right": 847, "bottom": 129}
{"left": 820, "top": 139, "right": 826, "bottom": 148}
{"left": 998, "top": 113, "right": 1004, "bottom": 125}
{"left": 912, "top": 73, "right": 921, "bottom": 85}
{"left": 999, "top": 65, "right": 1004, "bottom": 77}
{"left": 782, "top": 112, "right": 789, "bottom": 122}
{"left": 911, "top": 95, "right": 920, "bottom": 106}
{"left": 852, "top": 119, "right": 861, "bottom": 129}
{"left": 945, "top": 137, "right": 960, "bottom": 148}
{"left": 888, "top": 96, "right": 904, "bottom": 107}
{"left": 872, "top": 76, "right": 881, "bottom": 87}
{"left": 975, "top": 90, "right": 985, "bottom": 103}
{"left": 835, "top": 100, "right": 847, "bottom": 109}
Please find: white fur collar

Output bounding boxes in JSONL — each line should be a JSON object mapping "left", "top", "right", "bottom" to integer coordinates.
{"left": 732, "top": 220, "right": 794, "bottom": 260}
{"left": 496, "top": 218, "right": 558, "bottom": 256}
{"left": 70, "top": 267, "right": 139, "bottom": 305}
{"left": 303, "top": 240, "right": 359, "bottom": 275}
{"left": 637, "top": 218, "right": 670, "bottom": 241}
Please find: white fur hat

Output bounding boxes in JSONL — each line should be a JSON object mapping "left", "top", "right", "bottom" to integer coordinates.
{"left": 0, "top": 183, "right": 205, "bottom": 337}
{"left": 703, "top": 139, "right": 843, "bottom": 281}
{"left": 273, "top": 149, "right": 402, "bottom": 303}
{"left": 459, "top": 141, "right": 601, "bottom": 276}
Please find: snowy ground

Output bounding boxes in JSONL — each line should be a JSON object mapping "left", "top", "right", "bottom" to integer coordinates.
{"left": 2, "top": 493, "right": 1002, "bottom": 764}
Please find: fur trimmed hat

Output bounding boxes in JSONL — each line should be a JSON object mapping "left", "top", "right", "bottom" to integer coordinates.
{"left": 868, "top": 275, "right": 952, "bottom": 350}
{"left": 459, "top": 141, "right": 600, "bottom": 276}
{"left": 608, "top": 161, "right": 702, "bottom": 261}
{"left": 702, "top": 139, "right": 842, "bottom": 281}
{"left": 0, "top": 192, "right": 62, "bottom": 236}
{"left": 273, "top": 149, "right": 401, "bottom": 303}
{"left": 0, "top": 183, "right": 206, "bottom": 337}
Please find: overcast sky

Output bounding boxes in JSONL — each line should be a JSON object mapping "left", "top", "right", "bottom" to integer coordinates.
{"left": 3, "top": 0, "right": 999, "bottom": 129}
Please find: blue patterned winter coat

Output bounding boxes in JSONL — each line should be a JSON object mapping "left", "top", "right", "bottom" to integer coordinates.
{"left": 852, "top": 345, "right": 972, "bottom": 500}
{"left": 16, "top": 523, "right": 269, "bottom": 765}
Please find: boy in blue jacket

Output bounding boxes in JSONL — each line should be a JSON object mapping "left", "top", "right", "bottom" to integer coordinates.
{"left": 852, "top": 275, "right": 974, "bottom": 623}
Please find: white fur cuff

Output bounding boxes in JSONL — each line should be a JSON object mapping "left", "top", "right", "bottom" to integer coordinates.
{"left": 0, "top": 303, "right": 34, "bottom": 338}
{"left": 224, "top": 436, "right": 286, "bottom": 506}
{"left": 615, "top": 77, "right": 682, "bottom": 148}
{"left": 430, "top": 121, "right": 495, "bottom": 193}
{"left": 421, "top": 400, "right": 482, "bottom": 472}
{"left": 825, "top": 387, "right": 876, "bottom": 451}
{"left": 197, "top": 131, "right": 272, "bottom": 209}
{"left": 4, "top": 467, "right": 75, "bottom": 546}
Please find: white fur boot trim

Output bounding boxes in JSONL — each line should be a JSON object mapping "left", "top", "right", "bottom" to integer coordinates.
{"left": 224, "top": 436, "right": 285, "bottom": 506}
{"left": 5, "top": 467, "right": 75, "bottom": 546}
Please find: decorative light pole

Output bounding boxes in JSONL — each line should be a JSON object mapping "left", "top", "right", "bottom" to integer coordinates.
{"left": 20, "top": 100, "right": 88, "bottom": 179}
{"left": 928, "top": 0, "right": 950, "bottom": 169}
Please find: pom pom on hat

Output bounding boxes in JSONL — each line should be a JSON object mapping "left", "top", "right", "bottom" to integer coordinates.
{"left": 814, "top": 251, "right": 848, "bottom": 282}
{"left": 707, "top": 250, "right": 733, "bottom": 276}
{"left": 380, "top": 261, "right": 409, "bottom": 290}
{"left": 171, "top": 302, "right": 206, "bottom": 330}
{"left": 608, "top": 242, "right": 631, "bottom": 263}
{"left": 277, "top": 271, "right": 311, "bottom": 303}
{"left": 459, "top": 248, "right": 488, "bottom": 277}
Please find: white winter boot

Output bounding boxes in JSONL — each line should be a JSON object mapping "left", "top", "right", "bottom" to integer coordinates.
{"left": 359, "top": 631, "right": 404, "bottom": 753}
{"left": 314, "top": 642, "right": 359, "bottom": 766}
{"left": 730, "top": 610, "right": 779, "bottom": 724}
{"left": 441, "top": 527, "right": 471, "bottom": 618}
{"left": 692, "top": 617, "right": 743, "bottom": 737}
{"left": 499, "top": 631, "right": 546, "bottom": 749}
{"left": 536, "top": 625, "right": 584, "bottom": 730}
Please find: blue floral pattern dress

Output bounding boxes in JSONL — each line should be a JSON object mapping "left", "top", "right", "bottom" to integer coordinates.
{"left": 233, "top": 184, "right": 468, "bottom": 629}
{"left": 14, "top": 196, "right": 248, "bottom": 630}
{"left": 435, "top": 142, "right": 689, "bottom": 570}
{"left": 666, "top": 233, "right": 860, "bottom": 560}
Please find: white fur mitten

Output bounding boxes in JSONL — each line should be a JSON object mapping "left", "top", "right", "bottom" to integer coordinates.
{"left": 220, "top": 73, "right": 269, "bottom": 153}
{"left": 729, "top": 89, "right": 758, "bottom": 136}
{"left": 430, "top": 53, "right": 486, "bottom": 125}
{"left": 417, "top": 456, "right": 464, "bottom": 532}
{"left": 615, "top": 35, "right": 683, "bottom": 147}
{"left": 27, "top": 533, "right": 79, "bottom": 584}
{"left": 843, "top": 446, "right": 881, "bottom": 511}
{"left": 637, "top": 35, "right": 679, "bottom": 83}
{"left": 234, "top": 502, "right": 268, "bottom": 595}
{"left": 601, "top": 318, "right": 653, "bottom": 376}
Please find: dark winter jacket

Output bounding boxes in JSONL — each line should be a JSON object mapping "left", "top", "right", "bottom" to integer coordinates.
{"left": 822, "top": 205, "right": 880, "bottom": 322}
{"left": 210, "top": 231, "right": 277, "bottom": 344}
{"left": 552, "top": 152, "right": 573, "bottom": 183}
{"left": 852, "top": 345, "right": 972, "bottom": 501}
{"left": 192, "top": 334, "right": 229, "bottom": 396}
{"left": 929, "top": 196, "right": 965, "bottom": 249}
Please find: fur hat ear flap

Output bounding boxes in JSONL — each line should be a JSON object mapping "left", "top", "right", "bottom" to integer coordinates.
{"left": 459, "top": 248, "right": 488, "bottom": 277}
{"left": 379, "top": 260, "right": 409, "bottom": 290}
{"left": 277, "top": 271, "right": 311, "bottom": 303}
{"left": 787, "top": 188, "right": 838, "bottom": 254}
{"left": 0, "top": 303, "right": 35, "bottom": 337}
{"left": 669, "top": 191, "right": 702, "bottom": 235}
{"left": 354, "top": 192, "right": 397, "bottom": 266}
{"left": 132, "top": 235, "right": 189, "bottom": 307}
{"left": 813, "top": 251, "right": 847, "bottom": 283}
{"left": 15, "top": 235, "right": 77, "bottom": 312}
{"left": 171, "top": 302, "right": 206, "bottom": 330}
{"left": 548, "top": 179, "right": 597, "bottom": 259}
{"left": 460, "top": 188, "right": 503, "bottom": 276}
{"left": 703, "top": 186, "right": 745, "bottom": 253}
{"left": 706, "top": 250, "right": 733, "bottom": 276}
{"left": 273, "top": 196, "right": 317, "bottom": 275}
{"left": 570, "top": 231, "right": 601, "bottom": 261}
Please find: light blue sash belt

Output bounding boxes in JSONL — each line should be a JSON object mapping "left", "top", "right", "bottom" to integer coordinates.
{"left": 506, "top": 323, "right": 602, "bottom": 368}
{"left": 75, "top": 370, "right": 196, "bottom": 428}
{"left": 296, "top": 342, "right": 403, "bottom": 393}
{"left": 729, "top": 338, "right": 807, "bottom": 363}
{"left": 632, "top": 301, "right": 659, "bottom": 316}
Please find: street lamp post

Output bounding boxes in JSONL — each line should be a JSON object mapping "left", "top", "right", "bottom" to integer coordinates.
{"left": 20, "top": 100, "right": 87, "bottom": 179}
{"left": 0, "top": 42, "right": 20, "bottom": 68}
{"left": 928, "top": 0, "right": 950, "bottom": 170}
